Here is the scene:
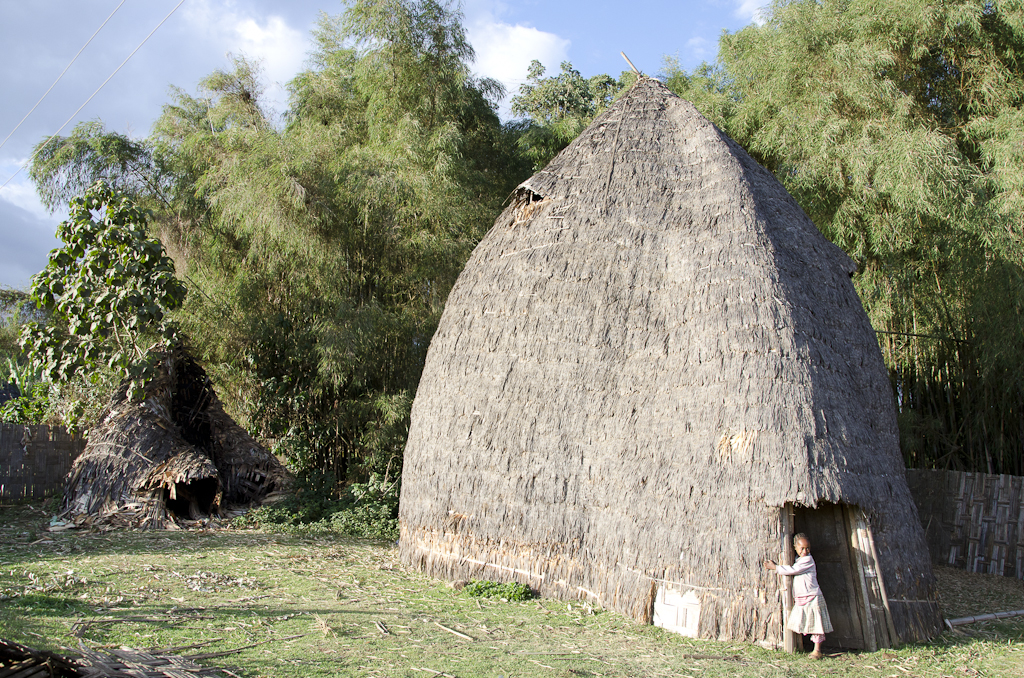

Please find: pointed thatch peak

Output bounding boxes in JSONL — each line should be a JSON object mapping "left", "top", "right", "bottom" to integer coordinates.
{"left": 427, "top": 75, "right": 886, "bottom": 507}
{"left": 399, "top": 77, "right": 940, "bottom": 646}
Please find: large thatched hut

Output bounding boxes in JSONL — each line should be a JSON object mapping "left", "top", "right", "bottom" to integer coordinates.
{"left": 63, "top": 348, "right": 289, "bottom": 528}
{"left": 399, "top": 77, "right": 942, "bottom": 650}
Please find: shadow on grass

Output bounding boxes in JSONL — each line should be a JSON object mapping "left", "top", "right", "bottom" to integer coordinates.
{"left": 1, "top": 595, "right": 391, "bottom": 651}
{"left": 1, "top": 504, "right": 388, "bottom": 571}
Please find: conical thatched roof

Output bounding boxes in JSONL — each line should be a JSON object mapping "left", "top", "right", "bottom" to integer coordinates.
{"left": 63, "top": 348, "right": 290, "bottom": 529}
{"left": 399, "top": 78, "right": 942, "bottom": 647}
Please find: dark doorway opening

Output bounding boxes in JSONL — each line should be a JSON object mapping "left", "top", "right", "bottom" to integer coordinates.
{"left": 780, "top": 502, "right": 896, "bottom": 652}
{"left": 166, "top": 478, "right": 219, "bottom": 520}
{"left": 793, "top": 502, "right": 866, "bottom": 650}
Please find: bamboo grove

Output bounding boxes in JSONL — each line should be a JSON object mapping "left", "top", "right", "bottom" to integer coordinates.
{"left": 18, "top": 0, "right": 1024, "bottom": 483}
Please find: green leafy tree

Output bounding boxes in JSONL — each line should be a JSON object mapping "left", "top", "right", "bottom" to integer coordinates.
{"left": 20, "top": 181, "right": 186, "bottom": 401}
{"left": 0, "top": 358, "right": 49, "bottom": 424}
{"left": 28, "top": 120, "right": 161, "bottom": 213}
{"left": 1, "top": 290, "right": 56, "bottom": 425}
{"left": 660, "top": 58, "right": 740, "bottom": 135}
{"left": 669, "top": 0, "right": 1024, "bottom": 473}
{"left": 0, "top": 288, "right": 31, "bottom": 367}
{"left": 511, "top": 60, "right": 635, "bottom": 169}
{"left": 25, "top": 0, "right": 530, "bottom": 495}
{"left": 142, "top": 0, "right": 525, "bottom": 487}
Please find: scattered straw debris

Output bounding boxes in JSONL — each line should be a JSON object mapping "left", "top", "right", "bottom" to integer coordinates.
{"left": 0, "top": 570, "right": 88, "bottom": 601}
{"left": 0, "top": 637, "right": 238, "bottom": 677}
{"left": 934, "top": 565, "right": 1024, "bottom": 618}
{"left": 168, "top": 570, "right": 261, "bottom": 593}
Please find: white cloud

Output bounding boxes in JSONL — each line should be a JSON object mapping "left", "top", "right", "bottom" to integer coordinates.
{"left": 233, "top": 16, "right": 307, "bottom": 87}
{"left": 686, "top": 36, "right": 712, "bottom": 60}
{"left": 734, "top": 0, "right": 771, "bottom": 25}
{"left": 468, "top": 21, "right": 570, "bottom": 88}
{"left": 0, "top": 163, "right": 52, "bottom": 221}
{"left": 466, "top": 19, "right": 570, "bottom": 117}
{"left": 181, "top": 1, "right": 309, "bottom": 118}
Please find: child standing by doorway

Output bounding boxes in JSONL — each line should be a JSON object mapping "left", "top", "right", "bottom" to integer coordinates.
{"left": 764, "top": 533, "right": 833, "bottom": 659}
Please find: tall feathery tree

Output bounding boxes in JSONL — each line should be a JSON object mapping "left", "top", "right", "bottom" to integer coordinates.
{"left": 511, "top": 60, "right": 636, "bottom": 170}
{"left": 28, "top": 0, "right": 528, "bottom": 487}
{"left": 151, "top": 0, "right": 524, "bottom": 485}
{"left": 666, "top": 0, "right": 1024, "bottom": 473}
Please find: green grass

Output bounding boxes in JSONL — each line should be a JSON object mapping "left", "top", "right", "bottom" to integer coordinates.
{"left": 1, "top": 502, "right": 1022, "bottom": 677}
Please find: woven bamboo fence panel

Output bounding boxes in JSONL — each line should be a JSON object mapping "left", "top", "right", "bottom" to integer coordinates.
{"left": 0, "top": 423, "right": 85, "bottom": 500}
{"left": 906, "top": 469, "right": 1024, "bottom": 580}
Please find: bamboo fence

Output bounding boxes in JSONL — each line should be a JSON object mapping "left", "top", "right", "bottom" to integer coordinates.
{"left": 0, "top": 423, "right": 85, "bottom": 500}
{"left": 906, "top": 469, "right": 1024, "bottom": 580}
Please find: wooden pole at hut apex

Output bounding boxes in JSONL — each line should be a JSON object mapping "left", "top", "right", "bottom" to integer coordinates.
{"left": 620, "top": 51, "right": 641, "bottom": 75}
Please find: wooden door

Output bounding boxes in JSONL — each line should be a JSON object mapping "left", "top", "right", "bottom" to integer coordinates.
{"left": 793, "top": 503, "right": 867, "bottom": 650}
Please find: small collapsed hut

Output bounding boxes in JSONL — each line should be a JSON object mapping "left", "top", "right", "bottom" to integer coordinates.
{"left": 62, "top": 347, "right": 289, "bottom": 528}
{"left": 399, "top": 77, "right": 943, "bottom": 649}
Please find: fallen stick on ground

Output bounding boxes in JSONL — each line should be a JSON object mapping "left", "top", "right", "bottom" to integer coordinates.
{"left": 148, "top": 638, "right": 223, "bottom": 654}
{"left": 71, "top": 616, "right": 211, "bottom": 638}
{"left": 433, "top": 622, "right": 473, "bottom": 641}
{"left": 945, "top": 609, "right": 1024, "bottom": 628}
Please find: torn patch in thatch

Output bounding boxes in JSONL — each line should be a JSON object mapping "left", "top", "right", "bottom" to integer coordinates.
{"left": 510, "top": 187, "right": 550, "bottom": 226}
{"left": 60, "top": 347, "right": 291, "bottom": 530}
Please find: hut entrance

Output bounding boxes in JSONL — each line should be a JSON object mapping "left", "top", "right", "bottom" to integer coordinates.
{"left": 780, "top": 502, "right": 897, "bottom": 652}
{"left": 165, "top": 478, "right": 219, "bottom": 520}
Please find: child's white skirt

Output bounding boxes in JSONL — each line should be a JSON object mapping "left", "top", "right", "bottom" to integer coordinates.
{"left": 787, "top": 596, "right": 834, "bottom": 635}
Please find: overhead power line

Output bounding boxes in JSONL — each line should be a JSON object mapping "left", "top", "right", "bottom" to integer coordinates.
{"left": 0, "top": 0, "right": 128, "bottom": 154}
{"left": 0, "top": 0, "right": 187, "bottom": 194}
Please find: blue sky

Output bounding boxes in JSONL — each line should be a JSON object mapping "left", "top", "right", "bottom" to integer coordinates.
{"left": 0, "top": 0, "right": 769, "bottom": 289}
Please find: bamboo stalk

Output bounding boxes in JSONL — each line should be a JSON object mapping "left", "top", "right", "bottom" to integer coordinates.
{"left": 434, "top": 622, "right": 472, "bottom": 641}
{"left": 945, "top": 609, "right": 1024, "bottom": 628}
{"left": 781, "top": 505, "right": 796, "bottom": 653}
{"left": 864, "top": 518, "right": 899, "bottom": 647}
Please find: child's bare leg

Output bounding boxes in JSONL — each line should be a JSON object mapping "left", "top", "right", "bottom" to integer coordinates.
{"left": 809, "top": 634, "right": 825, "bottom": 658}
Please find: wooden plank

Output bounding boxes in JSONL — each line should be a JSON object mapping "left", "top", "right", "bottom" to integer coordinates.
{"left": 834, "top": 505, "right": 872, "bottom": 651}
{"left": 861, "top": 512, "right": 899, "bottom": 647}
{"left": 847, "top": 509, "right": 877, "bottom": 651}
{"left": 781, "top": 504, "right": 796, "bottom": 653}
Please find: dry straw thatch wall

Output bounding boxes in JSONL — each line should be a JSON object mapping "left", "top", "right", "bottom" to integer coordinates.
{"left": 399, "top": 78, "right": 942, "bottom": 647}
{"left": 63, "top": 349, "right": 289, "bottom": 528}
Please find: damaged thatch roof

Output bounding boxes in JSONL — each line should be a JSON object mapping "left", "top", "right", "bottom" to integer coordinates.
{"left": 63, "top": 348, "right": 289, "bottom": 529}
{"left": 399, "top": 77, "right": 942, "bottom": 648}
{"left": 0, "top": 637, "right": 237, "bottom": 677}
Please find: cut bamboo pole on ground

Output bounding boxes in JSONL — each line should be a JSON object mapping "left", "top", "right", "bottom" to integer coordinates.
{"left": 945, "top": 609, "right": 1024, "bottom": 628}
{"left": 433, "top": 622, "right": 473, "bottom": 640}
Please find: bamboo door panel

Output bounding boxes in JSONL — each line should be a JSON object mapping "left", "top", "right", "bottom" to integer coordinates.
{"left": 793, "top": 504, "right": 867, "bottom": 650}
{"left": 849, "top": 508, "right": 897, "bottom": 648}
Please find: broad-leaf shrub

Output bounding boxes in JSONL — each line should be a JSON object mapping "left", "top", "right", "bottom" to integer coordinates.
{"left": 20, "top": 181, "right": 186, "bottom": 402}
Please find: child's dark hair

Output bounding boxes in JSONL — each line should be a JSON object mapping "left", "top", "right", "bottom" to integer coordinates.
{"left": 793, "top": 533, "right": 810, "bottom": 547}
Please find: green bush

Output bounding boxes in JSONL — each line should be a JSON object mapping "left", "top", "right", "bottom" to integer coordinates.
{"left": 462, "top": 580, "right": 533, "bottom": 601}
{"left": 0, "top": 383, "right": 50, "bottom": 424}
{"left": 0, "top": 359, "right": 49, "bottom": 424}
{"left": 231, "top": 472, "right": 399, "bottom": 541}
